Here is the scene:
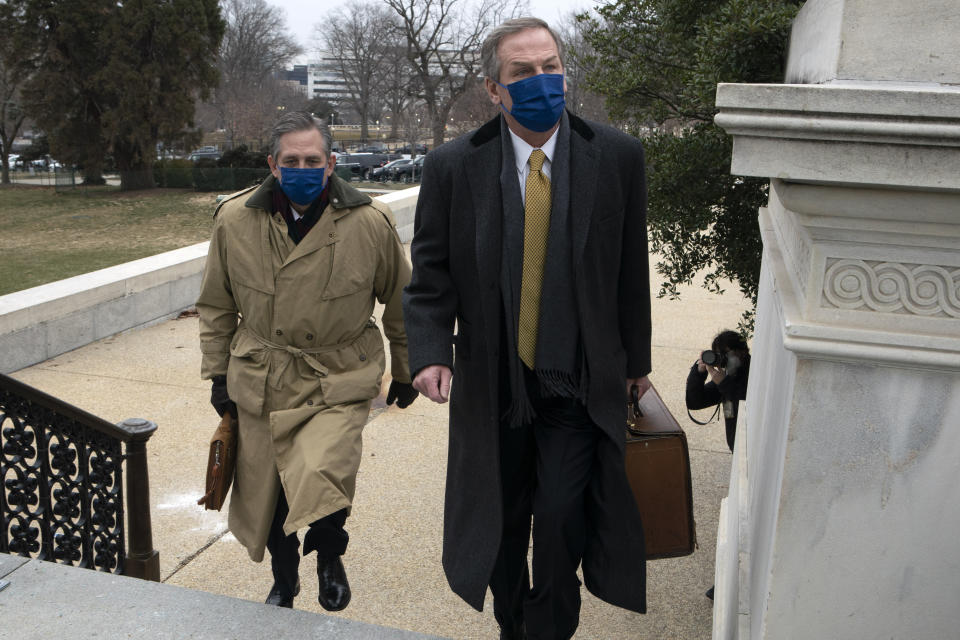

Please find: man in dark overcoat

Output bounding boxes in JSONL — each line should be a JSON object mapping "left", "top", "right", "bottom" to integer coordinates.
{"left": 402, "top": 17, "right": 652, "bottom": 640}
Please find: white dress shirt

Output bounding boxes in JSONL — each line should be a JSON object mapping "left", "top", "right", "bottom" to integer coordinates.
{"left": 508, "top": 127, "right": 559, "bottom": 207}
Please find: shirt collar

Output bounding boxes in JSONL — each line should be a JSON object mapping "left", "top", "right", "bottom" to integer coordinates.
{"left": 508, "top": 126, "right": 559, "bottom": 173}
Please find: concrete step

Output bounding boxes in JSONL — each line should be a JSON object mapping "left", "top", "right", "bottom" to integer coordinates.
{"left": 0, "top": 553, "right": 445, "bottom": 640}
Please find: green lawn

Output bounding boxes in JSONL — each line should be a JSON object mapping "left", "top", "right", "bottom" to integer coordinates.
{"left": 0, "top": 181, "right": 408, "bottom": 296}
{"left": 0, "top": 185, "right": 218, "bottom": 296}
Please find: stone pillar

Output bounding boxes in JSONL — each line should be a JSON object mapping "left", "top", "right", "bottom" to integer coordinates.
{"left": 712, "top": 2, "right": 960, "bottom": 639}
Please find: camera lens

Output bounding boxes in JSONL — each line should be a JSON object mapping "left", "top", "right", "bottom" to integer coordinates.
{"left": 701, "top": 350, "right": 727, "bottom": 367}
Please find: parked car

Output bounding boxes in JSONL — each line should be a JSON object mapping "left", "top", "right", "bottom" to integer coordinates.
{"left": 396, "top": 144, "right": 429, "bottom": 155}
{"left": 370, "top": 158, "right": 411, "bottom": 181}
{"left": 338, "top": 152, "right": 401, "bottom": 179}
{"left": 28, "top": 157, "right": 63, "bottom": 172}
{"left": 334, "top": 163, "right": 364, "bottom": 181}
{"left": 390, "top": 155, "right": 426, "bottom": 183}
{"left": 188, "top": 147, "right": 221, "bottom": 162}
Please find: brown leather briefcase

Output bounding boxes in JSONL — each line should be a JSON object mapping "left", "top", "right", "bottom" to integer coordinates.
{"left": 625, "top": 383, "right": 697, "bottom": 559}
{"left": 197, "top": 412, "right": 237, "bottom": 511}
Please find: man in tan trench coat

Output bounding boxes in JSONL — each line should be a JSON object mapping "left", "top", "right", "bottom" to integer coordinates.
{"left": 197, "top": 111, "right": 417, "bottom": 611}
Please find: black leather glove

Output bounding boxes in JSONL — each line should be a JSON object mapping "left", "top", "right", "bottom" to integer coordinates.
{"left": 210, "top": 375, "right": 238, "bottom": 418}
{"left": 386, "top": 380, "right": 418, "bottom": 409}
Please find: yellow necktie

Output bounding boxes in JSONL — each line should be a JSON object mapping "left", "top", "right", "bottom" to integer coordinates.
{"left": 518, "top": 149, "right": 551, "bottom": 369}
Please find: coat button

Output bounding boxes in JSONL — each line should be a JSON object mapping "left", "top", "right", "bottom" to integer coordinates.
{"left": 332, "top": 197, "right": 339, "bottom": 204}
{"left": 306, "top": 333, "right": 314, "bottom": 341}
{"left": 329, "top": 232, "right": 335, "bottom": 238}
{"left": 358, "top": 354, "right": 367, "bottom": 361}
{"left": 307, "top": 400, "right": 314, "bottom": 406}
{"left": 275, "top": 329, "right": 283, "bottom": 336}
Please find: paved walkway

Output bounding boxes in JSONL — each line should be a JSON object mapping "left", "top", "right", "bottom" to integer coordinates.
{"left": 8, "top": 254, "right": 750, "bottom": 639}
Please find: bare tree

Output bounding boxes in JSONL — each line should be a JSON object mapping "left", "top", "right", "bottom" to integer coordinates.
{"left": 384, "top": 0, "right": 523, "bottom": 148}
{"left": 0, "top": 55, "right": 30, "bottom": 185}
{"left": 394, "top": 100, "right": 428, "bottom": 154}
{"left": 446, "top": 76, "right": 496, "bottom": 136}
{"left": 0, "top": 1, "right": 35, "bottom": 184}
{"left": 380, "top": 44, "right": 419, "bottom": 140}
{"left": 556, "top": 10, "right": 612, "bottom": 124}
{"left": 209, "top": 0, "right": 303, "bottom": 148}
{"left": 229, "top": 75, "right": 309, "bottom": 150}
{"left": 318, "top": 2, "right": 399, "bottom": 140}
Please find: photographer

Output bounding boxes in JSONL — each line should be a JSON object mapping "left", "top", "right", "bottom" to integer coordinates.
{"left": 686, "top": 330, "right": 750, "bottom": 452}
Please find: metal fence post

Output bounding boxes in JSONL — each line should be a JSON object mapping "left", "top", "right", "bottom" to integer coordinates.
{"left": 117, "top": 418, "right": 160, "bottom": 581}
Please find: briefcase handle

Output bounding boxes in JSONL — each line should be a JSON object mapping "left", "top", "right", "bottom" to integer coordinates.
{"left": 197, "top": 440, "right": 225, "bottom": 507}
{"left": 630, "top": 384, "right": 644, "bottom": 421}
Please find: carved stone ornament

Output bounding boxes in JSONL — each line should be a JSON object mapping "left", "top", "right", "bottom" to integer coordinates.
{"left": 822, "top": 258, "right": 960, "bottom": 318}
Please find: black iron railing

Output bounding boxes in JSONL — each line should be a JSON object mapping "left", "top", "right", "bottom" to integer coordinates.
{"left": 0, "top": 373, "right": 159, "bottom": 581}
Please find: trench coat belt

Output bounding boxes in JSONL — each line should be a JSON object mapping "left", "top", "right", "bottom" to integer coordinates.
{"left": 241, "top": 321, "right": 375, "bottom": 391}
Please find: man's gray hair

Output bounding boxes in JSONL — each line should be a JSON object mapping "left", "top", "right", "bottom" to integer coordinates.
{"left": 268, "top": 111, "right": 333, "bottom": 159}
{"left": 480, "top": 17, "right": 565, "bottom": 83}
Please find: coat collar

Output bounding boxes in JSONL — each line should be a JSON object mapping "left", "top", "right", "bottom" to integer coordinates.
{"left": 568, "top": 115, "right": 599, "bottom": 262}
{"left": 469, "top": 115, "right": 502, "bottom": 147}
{"left": 242, "top": 172, "right": 372, "bottom": 267}
{"left": 244, "top": 172, "right": 371, "bottom": 219}
{"left": 462, "top": 111, "right": 601, "bottom": 349}
{"left": 568, "top": 111, "right": 596, "bottom": 142}
{"left": 464, "top": 117, "right": 505, "bottom": 298}
{"left": 469, "top": 110, "right": 596, "bottom": 148}
{"left": 469, "top": 112, "right": 600, "bottom": 264}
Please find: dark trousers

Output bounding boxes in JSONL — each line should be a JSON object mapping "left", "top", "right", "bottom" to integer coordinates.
{"left": 490, "top": 389, "right": 601, "bottom": 640}
{"left": 265, "top": 489, "right": 349, "bottom": 596}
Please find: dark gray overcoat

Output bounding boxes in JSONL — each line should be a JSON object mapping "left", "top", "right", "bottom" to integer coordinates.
{"left": 402, "top": 113, "right": 651, "bottom": 613}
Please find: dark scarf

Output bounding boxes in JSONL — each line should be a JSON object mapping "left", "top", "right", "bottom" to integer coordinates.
{"left": 272, "top": 184, "right": 330, "bottom": 245}
{"left": 500, "top": 112, "right": 586, "bottom": 428}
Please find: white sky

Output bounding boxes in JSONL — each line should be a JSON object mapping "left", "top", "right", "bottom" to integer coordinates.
{"left": 263, "top": 0, "right": 596, "bottom": 59}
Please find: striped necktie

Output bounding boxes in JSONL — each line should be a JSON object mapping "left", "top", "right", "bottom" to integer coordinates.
{"left": 518, "top": 149, "right": 551, "bottom": 369}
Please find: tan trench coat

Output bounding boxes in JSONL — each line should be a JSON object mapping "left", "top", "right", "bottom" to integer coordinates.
{"left": 197, "top": 174, "right": 411, "bottom": 561}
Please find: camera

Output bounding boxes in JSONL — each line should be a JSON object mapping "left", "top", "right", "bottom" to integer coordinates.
{"left": 700, "top": 349, "right": 727, "bottom": 368}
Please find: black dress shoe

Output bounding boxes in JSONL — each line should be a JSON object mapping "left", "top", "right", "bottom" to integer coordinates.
{"left": 316, "top": 555, "right": 351, "bottom": 611}
{"left": 265, "top": 579, "right": 300, "bottom": 608}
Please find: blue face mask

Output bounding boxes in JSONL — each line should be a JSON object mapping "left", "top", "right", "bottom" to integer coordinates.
{"left": 277, "top": 167, "right": 326, "bottom": 205}
{"left": 498, "top": 73, "right": 566, "bottom": 132}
